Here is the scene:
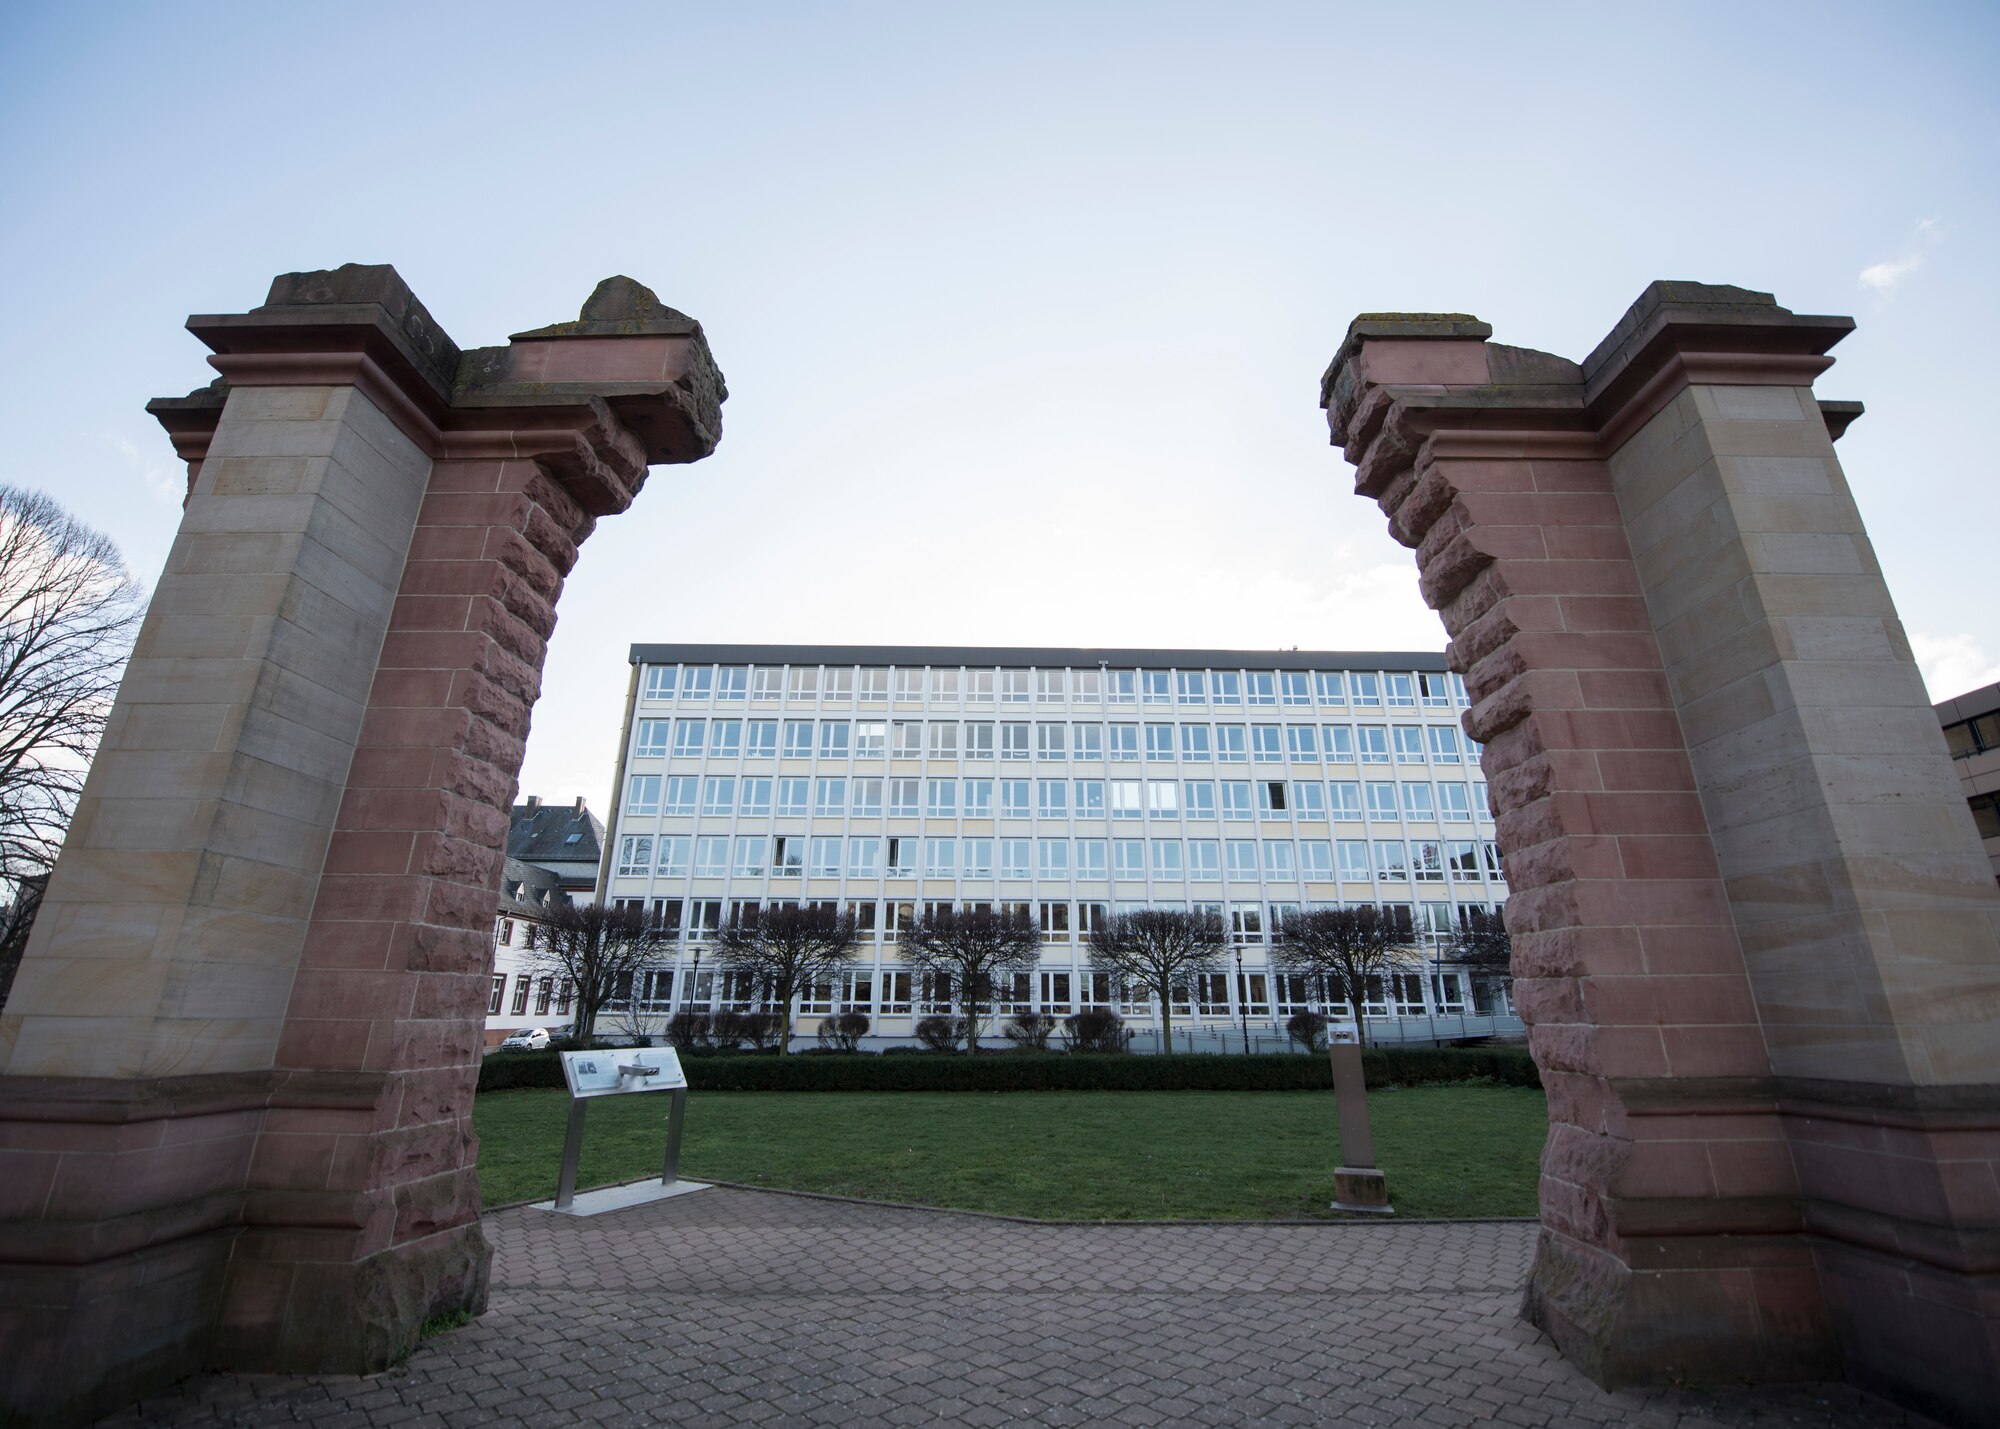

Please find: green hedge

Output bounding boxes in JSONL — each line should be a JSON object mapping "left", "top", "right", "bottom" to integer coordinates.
{"left": 477, "top": 1046, "right": 1540, "bottom": 1095}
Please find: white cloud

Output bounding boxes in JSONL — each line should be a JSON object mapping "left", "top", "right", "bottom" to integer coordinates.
{"left": 1859, "top": 218, "right": 1941, "bottom": 296}
{"left": 1910, "top": 631, "right": 2000, "bottom": 702}
{"left": 111, "top": 436, "right": 184, "bottom": 506}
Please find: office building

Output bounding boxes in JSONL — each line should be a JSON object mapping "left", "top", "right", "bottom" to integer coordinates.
{"left": 1939, "top": 681, "right": 2000, "bottom": 886}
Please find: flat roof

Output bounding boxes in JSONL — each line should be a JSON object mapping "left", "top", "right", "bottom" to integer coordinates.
{"left": 627, "top": 643, "right": 1450, "bottom": 672}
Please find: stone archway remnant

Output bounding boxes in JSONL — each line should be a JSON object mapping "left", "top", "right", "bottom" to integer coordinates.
{"left": 1322, "top": 282, "right": 2000, "bottom": 1426}
{"left": 0, "top": 266, "right": 724, "bottom": 1426}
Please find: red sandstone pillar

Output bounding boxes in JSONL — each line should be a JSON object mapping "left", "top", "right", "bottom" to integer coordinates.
{"left": 0, "top": 265, "right": 725, "bottom": 1423}
{"left": 1321, "top": 283, "right": 2000, "bottom": 1426}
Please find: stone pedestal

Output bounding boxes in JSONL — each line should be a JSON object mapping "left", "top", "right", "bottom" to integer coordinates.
{"left": 0, "top": 266, "right": 724, "bottom": 1426}
{"left": 1322, "top": 283, "right": 2000, "bottom": 1426}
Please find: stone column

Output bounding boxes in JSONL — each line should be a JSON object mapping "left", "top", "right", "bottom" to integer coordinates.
{"left": 0, "top": 265, "right": 725, "bottom": 1424}
{"left": 1321, "top": 283, "right": 2000, "bottom": 1426}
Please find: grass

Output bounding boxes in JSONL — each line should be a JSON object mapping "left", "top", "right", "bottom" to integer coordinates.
{"left": 473, "top": 1087, "right": 1548, "bottom": 1220}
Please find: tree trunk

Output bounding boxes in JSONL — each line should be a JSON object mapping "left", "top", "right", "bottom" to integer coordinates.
{"left": 1158, "top": 975, "right": 1174, "bottom": 1055}
{"left": 964, "top": 980, "right": 980, "bottom": 1055}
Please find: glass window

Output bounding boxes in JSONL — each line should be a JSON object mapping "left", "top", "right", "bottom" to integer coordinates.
{"left": 663, "top": 776, "right": 697, "bottom": 816}
{"left": 1402, "top": 783, "right": 1437, "bottom": 820}
{"left": 1142, "top": 671, "right": 1172, "bottom": 705}
{"left": 1073, "top": 669, "right": 1102, "bottom": 705}
{"left": 1337, "top": 840, "right": 1371, "bottom": 880}
{"left": 1110, "top": 780, "right": 1143, "bottom": 820}
{"left": 886, "top": 837, "right": 917, "bottom": 877}
{"left": 1002, "top": 670, "right": 1032, "bottom": 703}
{"left": 693, "top": 836, "right": 728, "bottom": 880}
{"left": 702, "top": 777, "right": 734, "bottom": 815}
{"left": 1183, "top": 781, "right": 1217, "bottom": 819}
{"left": 774, "top": 836, "right": 805, "bottom": 877}
{"left": 782, "top": 720, "right": 813, "bottom": 758}
{"left": 1251, "top": 725, "right": 1284, "bottom": 763}
{"left": 818, "top": 721, "right": 851, "bottom": 759}
{"left": 1420, "top": 671, "right": 1454, "bottom": 708}
{"left": 1257, "top": 780, "right": 1289, "bottom": 815}
{"left": 745, "top": 720, "right": 778, "bottom": 758}
{"left": 776, "top": 777, "right": 809, "bottom": 817}
{"left": 1180, "top": 725, "right": 1212, "bottom": 762}
{"left": 963, "top": 837, "right": 994, "bottom": 876}
{"left": 1106, "top": 670, "right": 1136, "bottom": 704}
{"left": 1000, "top": 779, "right": 1031, "bottom": 818}
{"left": 1376, "top": 840, "right": 1410, "bottom": 881}
{"left": 1036, "top": 669, "right": 1068, "bottom": 701}
{"left": 963, "top": 779, "right": 993, "bottom": 817}
{"left": 715, "top": 667, "right": 748, "bottom": 701}
{"left": 672, "top": 719, "right": 705, "bottom": 757}
{"left": 1221, "top": 782, "right": 1253, "bottom": 821}
{"left": 1440, "top": 784, "right": 1473, "bottom": 822}
{"left": 1358, "top": 726, "right": 1390, "bottom": 764}
{"left": 1386, "top": 673, "right": 1416, "bottom": 708}
{"left": 1413, "top": 840, "right": 1445, "bottom": 882}
{"left": 1292, "top": 782, "right": 1327, "bottom": 820}
{"left": 964, "top": 722, "right": 995, "bottom": 760}
{"left": 929, "top": 722, "right": 960, "bottom": 758}
{"left": 824, "top": 668, "right": 854, "bottom": 701}
{"left": 1472, "top": 782, "right": 1490, "bottom": 820}
{"left": 931, "top": 668, "right": 962, "bottom": 701}
{"left": 1188, "top": 839, "right": 1222, "bottom": 879}
{"left": 1076, "top": 839, "right": 1108, "bottom": 879}
{"left": 758, "top": 667, "right": 790, "bottom": 701}
{"left": 1428, "top": 726, "right": 1461, "bottom": 763}
{"left": 1001, "top": 722, "right": 1030, "bottom": 760}
{"left": 1351, "top": 673, "right": 1381, "bottom": 707}
{"left": 1212, "top": 671, "right": 1243, "bottom": 705}
{"left": 1148, "top": 780, "right": 1179, "bottom": 816}
{"left": 642, "top": 665, "right": 677, "bottom": 701}
{"left": 810, "top": 837, "right": 843, "bottom": 878}
{"left": 1263, "top": 841, "right": 1297, "bottom": 878}
{"left": 925, "top": 838, "right": 957, "bottom": 877}
{"left": 1286, "top": 725, "right": 1319, "bottom": 761}
{"left": 1225, "top": 839, "right": 1258, "bottom": 879}
{"left": 1393, "top": 726, "right": 1427, "bottom": 764}
{"left": 1447, "top": 840, "right": 1482, "bottom": 881}
{"left": 1145, "top": 723, "right": 1176, "bottom": 761}
{"left": 635, "top": 718, "right": 671, "bottom": 757}
{"left": 965, "top": 669, "right": 995, "bottom": 703}
{"left": 852, "top": 778, "right": 884, "bottom": 816}
{"left": 1038, "top": 724, "right": 1068, "bottom": 760}
{"left": 1247, "top": 672, "right": 1276, "bottom": 706}
{"left": 679, "top": 666, "right": 714, "bottom": 701}
{"left": 626, "top": 774, "right": 661, "bottom": 816}
{"left": 1108, "top": 724, "right": 1140, "bottom": 761}
{"left": 888, "top": 778, "right": 920, "bottom": 817}
{"left": 1216, "top": 724, "right": 1247, "bottom": 762}
{"left": 1000, "top": 839, "right": 1033, "bottom": 879}
{"left": 858, "top": 668, "right": 889, "bottom": 702}
{"left": 1176, "top": 671, "right": 1207, "bottom": 704}
{"left": 740, "top": 777, "right": 773, "bottom": 816}
{"left": 1039, "top": 838, "right": 1070, "bottom": 878}
{"left": 616, "top": 836, "right": 652, "bottom": 877}
{"left": 1071, "top": 723, "right": 1104, "bottom": 760}
{"left": 892, "top": 721, "right": 923, "bottom": 757}
{"left": 1314, "top": 671, "right": 1346, "bottom": 706}
{"left": 1323, "top": 726, "right": 1355, "bottom": 764}
{"left": 895, "top": 668, "right": 926, "bottom": 701}
{"left": 1300, "top": 840, "right": 1334, "bottom": 879}
{"left": 1152, "top": 840, "right": 1185, "bottom": 878}
{"left": 1366, "top": 782, "right": 1400, "bottom": 820}
{"left": 1038, "top": 779, "right": 1068, "bottom": 817}
{"left": 1281, "top": 672, "right": 1312, "bottom": 706}
{"left": 1113, "top": 839, "right": 1146, "bottom": 879}
{"left": 1330, "top": 781, "right": 1362, "bottom": 821}
{"left": 657, "top": 836, "right": 690, "bottom": 877}
{"left": 1074, "top": 779, "right": 1105, "bottom": 817}
{"left": 854, "top": 721, "right": 886, "bottom": 757}
{"left": 816, "top": 777, "right": 848, "bottom": 816}
{"left": 732, "top": 835, "right": 768, "bottom": 877}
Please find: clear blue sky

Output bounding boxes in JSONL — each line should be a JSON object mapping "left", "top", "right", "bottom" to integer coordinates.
{"left": 3, "top": 1, "right": 1995, "bottom": 813}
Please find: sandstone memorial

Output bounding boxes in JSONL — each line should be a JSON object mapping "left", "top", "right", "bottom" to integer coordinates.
{"left": 0, "top": 267, "right": 1995, "bottom": 1428}
{"left": 0, "top": 266, "right": 726, "bottom": 1425}
{"left": 1323, "top": 282, "right": 2000, "bottom": 1425}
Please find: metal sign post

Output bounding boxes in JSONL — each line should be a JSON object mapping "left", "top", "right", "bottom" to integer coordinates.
{"left": 537, "top": 1047, "right": 708, "bottom": 1217}
{"left": 1328, "top": 1031, "right": 1393, "bottom": 1215}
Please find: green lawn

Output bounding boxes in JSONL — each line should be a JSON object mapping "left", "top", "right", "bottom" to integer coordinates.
{"left": 473, "top": 1087, "right": 1548, "bottom": 1220}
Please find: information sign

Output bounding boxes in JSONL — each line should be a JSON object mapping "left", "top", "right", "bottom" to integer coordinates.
{"left": 560, "top": 1046, "right": 687, "bottom": 1098}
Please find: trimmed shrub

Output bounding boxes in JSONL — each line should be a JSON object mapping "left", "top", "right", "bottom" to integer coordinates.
{"left": 478, "top": 1045, "right": 1540, "bottom": 1094}
{"left": 1285, "top": 1011, "right": 1329, "bottom": 1054}
{"left": 913, "top": 1015, "right": 965, "bottom": 1053}
{"left": 817, "top": 1011, "right": 871, "bottom": 1052}
{"left": 1061, "top": 1008, "right": 1128, "bottom": 1054}
{"left": 1002, "top": 1011, "right": 1058, "bottom": 1052}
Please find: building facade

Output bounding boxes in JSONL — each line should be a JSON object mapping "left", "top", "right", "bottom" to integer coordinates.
{"left": 483, "top": 856, "right": 572, "bottom": 1046}
{"left": 1938, "top": 680, "right": 2000, "bottom": 887}
{"left": 599, "top": 644, "right": 1516, "bottom": 1048}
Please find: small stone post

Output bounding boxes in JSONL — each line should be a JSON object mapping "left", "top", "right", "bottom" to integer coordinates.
{"left": 1328, "top": 1038, "right": 1391, "bottom": 1213}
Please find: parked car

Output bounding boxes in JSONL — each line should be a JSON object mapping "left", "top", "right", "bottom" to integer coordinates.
{"left": 499, "top": 1027, "right": 552, "bottom": 1052}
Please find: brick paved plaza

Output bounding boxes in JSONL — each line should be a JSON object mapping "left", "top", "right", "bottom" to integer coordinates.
{"left": 101, "top": 1187, "right": 1931, "bottom": 1428}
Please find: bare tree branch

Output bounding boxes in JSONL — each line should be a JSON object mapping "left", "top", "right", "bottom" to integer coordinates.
{"left": 712, "top": 903, "right": 860, "bottom": 1054}
{"left": 1271, "top": 905, "right": 1422, "bottom": 1048}
{"left": 901, "top": 904, "right": 1041, "bottom": 1054}
{"left": 1085, "top": 907, "right": 1228, "bottom": 1054}
{"left": 0, "top": 486, "right": 145, "bottom": 884}
{"left": 522, "top": 902, "right": 675, "bottom": 1047}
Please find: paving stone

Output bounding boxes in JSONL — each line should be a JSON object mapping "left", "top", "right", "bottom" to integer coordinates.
{"left": 96, "top": 1187, "right": 1934, "bottom": 1428}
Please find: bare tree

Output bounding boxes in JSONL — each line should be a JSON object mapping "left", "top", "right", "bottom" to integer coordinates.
{"left": 901, "top": 904, "right": 1041, "bottom": 1054}
{"left": 0, "top": 486, "right": 146, "bottom": 882}
{"left": 712, "top": 902, "right": 860, "bottom": 1054}
{"left": 1445, "top": 905, "right": 1513, "bottom": 1013}
{"left": 1272, "top": 905, "right": 1421, "bottom": 1048}
{"left": 1086, "top": 907, "right": 1227, "bottom": 1054}
{"left": 523, "top": 902, "right": 675, "bottom": 1047}
{"left": 0, "top": 870, "right": 49, "bottom": 1011}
